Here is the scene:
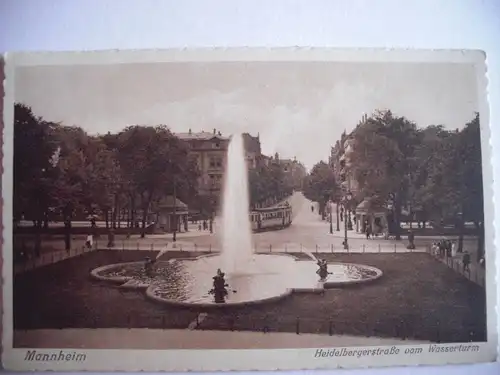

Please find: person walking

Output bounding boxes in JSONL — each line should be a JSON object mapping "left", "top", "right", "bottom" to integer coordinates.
{"left": 407, "top": 230, "right": 415, "bottom": 250}
{"left": 85, "top": 234, "right": 93, "bottom": 249}
{"left": 365, "top": 226, "right": 371, "bottom": 240}
{"left": 451, "top": 241, "right": 457, "bottom": 257}
{"left": 462, "top": 251, "right": 471, "bottom": 273}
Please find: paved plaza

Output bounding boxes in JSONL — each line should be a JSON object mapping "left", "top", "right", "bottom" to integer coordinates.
{"left": 15, "top": 192, "right": 482, "bottom": 281}
{"left": 14, "top": 328, "right": 428, "bottom": 350}
{"left": 17, "top": 192, "right": 479, "bottom": 253}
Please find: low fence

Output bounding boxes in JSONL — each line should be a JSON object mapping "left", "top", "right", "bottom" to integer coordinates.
{"left": 90, "top": 239, "right": 426, "bottom": 254}
{"left": 13, "top": 239, "right": 426, "bottom": 274}
{"left": 14, "top": 242, "right": 98, "bottom": 275}
{"left": 425, "top": 245, "right": 485, "bottom": 287}
{"left": 25, "top": 311, "right": 484, "bottom": 344}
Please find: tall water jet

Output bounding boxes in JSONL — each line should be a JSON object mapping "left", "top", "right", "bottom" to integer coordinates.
{"left": 221, "top": 133, "right": 254, "bottom": 275}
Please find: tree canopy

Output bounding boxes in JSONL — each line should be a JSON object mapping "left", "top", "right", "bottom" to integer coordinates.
{"left": 337, "top": 110, "right": 484, "bottom": 257}
{"left": 248, "top": 161, "right": 294, "bottom": 209}
{"left": 302, "top": 161, "right": 337, "bottom": 215}
{"left": 13, "top": 103, "right": 201, "bottom": 248}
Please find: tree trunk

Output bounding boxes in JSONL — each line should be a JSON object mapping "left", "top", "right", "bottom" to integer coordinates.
{"left": 129, "top": 194, "right": 136, "bottom": 228}
{"left": 112, "top": 193, "right": 119, "bottom": 229}
{"left": 457, "top": 211, "right": 465, "bottom": 253}
{"left": 140, "top": 192, "right": 153, "bottom": 239}
{"left": 393, "top": 196, "right": 402, "bottom": 240}
{"left": 63, "top": 206, "right": 72, "bottom": 252}
{"left": 43, "top": 210, "right": 49, "bottom": 230}
{"left": 34, "top": 217, "right": 42, "bottom": 257}
{"left": 141, "top": 208, "right": 148, "bottom": 238}
{"left": 104, "top": 209, "right": 109, "bottom": 229}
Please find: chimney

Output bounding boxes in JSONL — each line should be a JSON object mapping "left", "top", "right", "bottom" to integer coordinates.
{"left": 213, "top": 128, "right": 216, "bottom": 135}
{"left": 188, "top": 128, "right": 192, "bottom": 135}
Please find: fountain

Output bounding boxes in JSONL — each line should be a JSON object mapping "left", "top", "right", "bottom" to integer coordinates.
{"left": 220, "top": 133, "right": 254, "bottom": 275}
{"left": 90, "top": 133, "right": 383, "bottom": 307}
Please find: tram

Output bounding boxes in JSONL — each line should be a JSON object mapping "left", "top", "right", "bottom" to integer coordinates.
{"left": 250, "top": 203, "right": 293, "bottom": 232}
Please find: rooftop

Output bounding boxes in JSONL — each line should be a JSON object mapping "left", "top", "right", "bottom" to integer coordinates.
{"left": 176, "top": 130, "right": 229, "bottom": 141}
{"left": 157, "top": 196, "right": 189, "bottom": 210}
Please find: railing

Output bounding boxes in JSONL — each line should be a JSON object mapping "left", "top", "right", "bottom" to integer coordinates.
{"left": 424, "top": 245, "right": 485, "bottom": 287}
{"left": 16, "top": 240, "right": 484, "bottom": 288}
{"left": 18, "top": 311, "right": 484, "bottom": 344}
{"left": 14, "top": 242, "right": 98, "bottom": 275}
{"left": 82, "top": 240, "right": 426, "bottom": 254}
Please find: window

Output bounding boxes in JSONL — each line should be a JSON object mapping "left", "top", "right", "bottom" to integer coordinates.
{"left": 209, "top": 157, "right": 222, "bottom": 169}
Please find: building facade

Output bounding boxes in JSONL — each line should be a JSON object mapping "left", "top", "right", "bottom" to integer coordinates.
{"left": 329, "top": 131, "right": 358, "bottom": 196}
{"left": 176, "top": 129, "right": 262, "bottom": 207}
{"left": 329, "top": 114, "right": 389, "bottom": 234}
{"left": 279, "top": 156, "right": 307, "bottom": 191}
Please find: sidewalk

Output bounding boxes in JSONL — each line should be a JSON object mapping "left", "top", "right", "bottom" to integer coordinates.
{"left": 425, "top": 247, "right": 485, "bottom": 287}
{"left": 14, "top": 328, "right": 428, "bottom": 350}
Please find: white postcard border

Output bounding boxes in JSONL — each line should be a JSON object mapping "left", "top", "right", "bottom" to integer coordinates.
{"left": 2, "top": 48, "right": 497, "bottom": 371}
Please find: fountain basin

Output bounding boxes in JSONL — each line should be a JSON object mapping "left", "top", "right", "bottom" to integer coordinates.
{"left": 90, "top": 253, "right": 383, "bottom": 308}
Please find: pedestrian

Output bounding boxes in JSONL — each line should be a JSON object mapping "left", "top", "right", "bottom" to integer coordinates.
{"left": 451, "top": 241, "right": 457, "bottom": 257}
{"left": 407, "top": 230, "right": 415, "bottom": 250}
{"left": 446, "top": 240, "right": 452, "bottom": 258}
{"left": 365, "top": 226, "right": 371, "bottom": 240}
{"left": 198, "top": 223, "right": 202, "bottom": 231}
{"left": 85, "top": 234, "right": 93, "bottom": 249}
{"left": 438, "top": 240, "right": 445, "bottom": 258}
{"left": 462, "top": 251, "right": 471, "bottom": 273}
{"left": 203, "top": 220, "right": 207, "bottom": 230}
{"left": 430, "top": 242, "right": 437, "bottom": 256}
{"left": 311, "top": 205, "right": 314, "bottom": 213}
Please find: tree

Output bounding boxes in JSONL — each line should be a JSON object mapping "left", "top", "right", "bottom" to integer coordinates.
{"left": 116, "top": 125, "right": 198, "bottom": 237}
{"left": 50, "top": 125, "right": 95, "bottom": 250}
{"left": 349, "top": 110, "right": 420, "bottom": 239}
{"left": 248, "top": 159, "right": 294, "bottom": 209}
{"left": 459, "top": 114, "right": 483, "bottom": 259}
{"left": 248, "top": 166, "right": 267, "bottom": 208}
{"left": 13, "top": 103, "right": 59, "bottom": 255}
{"left": 303, "top": 161, "right": 337, "bottom": 216}
{"left": 409, "top": 125, "right": 453, "bottom": 228}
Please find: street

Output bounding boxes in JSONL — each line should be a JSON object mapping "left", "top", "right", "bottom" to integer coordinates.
{"left": 17, "top": 192, "right": 479, "bottom": 256}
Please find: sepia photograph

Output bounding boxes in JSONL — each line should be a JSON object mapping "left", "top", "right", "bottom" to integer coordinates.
{"left": 1, "top": 48, "right": 497, "bottom": 371}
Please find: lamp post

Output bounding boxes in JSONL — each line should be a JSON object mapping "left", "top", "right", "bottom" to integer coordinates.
{"left": 329, "top": 200, "right": 333, "bottom": 234}
{"left": 343, "top": 191, "right": 353, "bottom": 250}
{"left": 336, "top": 200, "right": 340, "bottom": 231}
{"left": 209, "top": 196, "right": 214, "bottom": 234}
{"left": 172, "top": 174, "right": 177, "bottom": 244}
{"left": 347, "top": 209, "right": 353, "bottom": 231}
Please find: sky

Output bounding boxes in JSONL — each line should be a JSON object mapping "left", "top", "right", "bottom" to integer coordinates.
{"left": 15, "top": 61, "right": 478, "bottom": 170}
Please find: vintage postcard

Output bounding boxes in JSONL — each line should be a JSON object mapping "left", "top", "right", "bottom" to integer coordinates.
{"left": 1, "top": 48, "right": 497, "bottom": 371}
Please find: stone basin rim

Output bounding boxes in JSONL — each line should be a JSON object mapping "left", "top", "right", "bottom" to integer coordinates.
{"left": 90, "top": 254, "right": 383, "bottom": 305}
